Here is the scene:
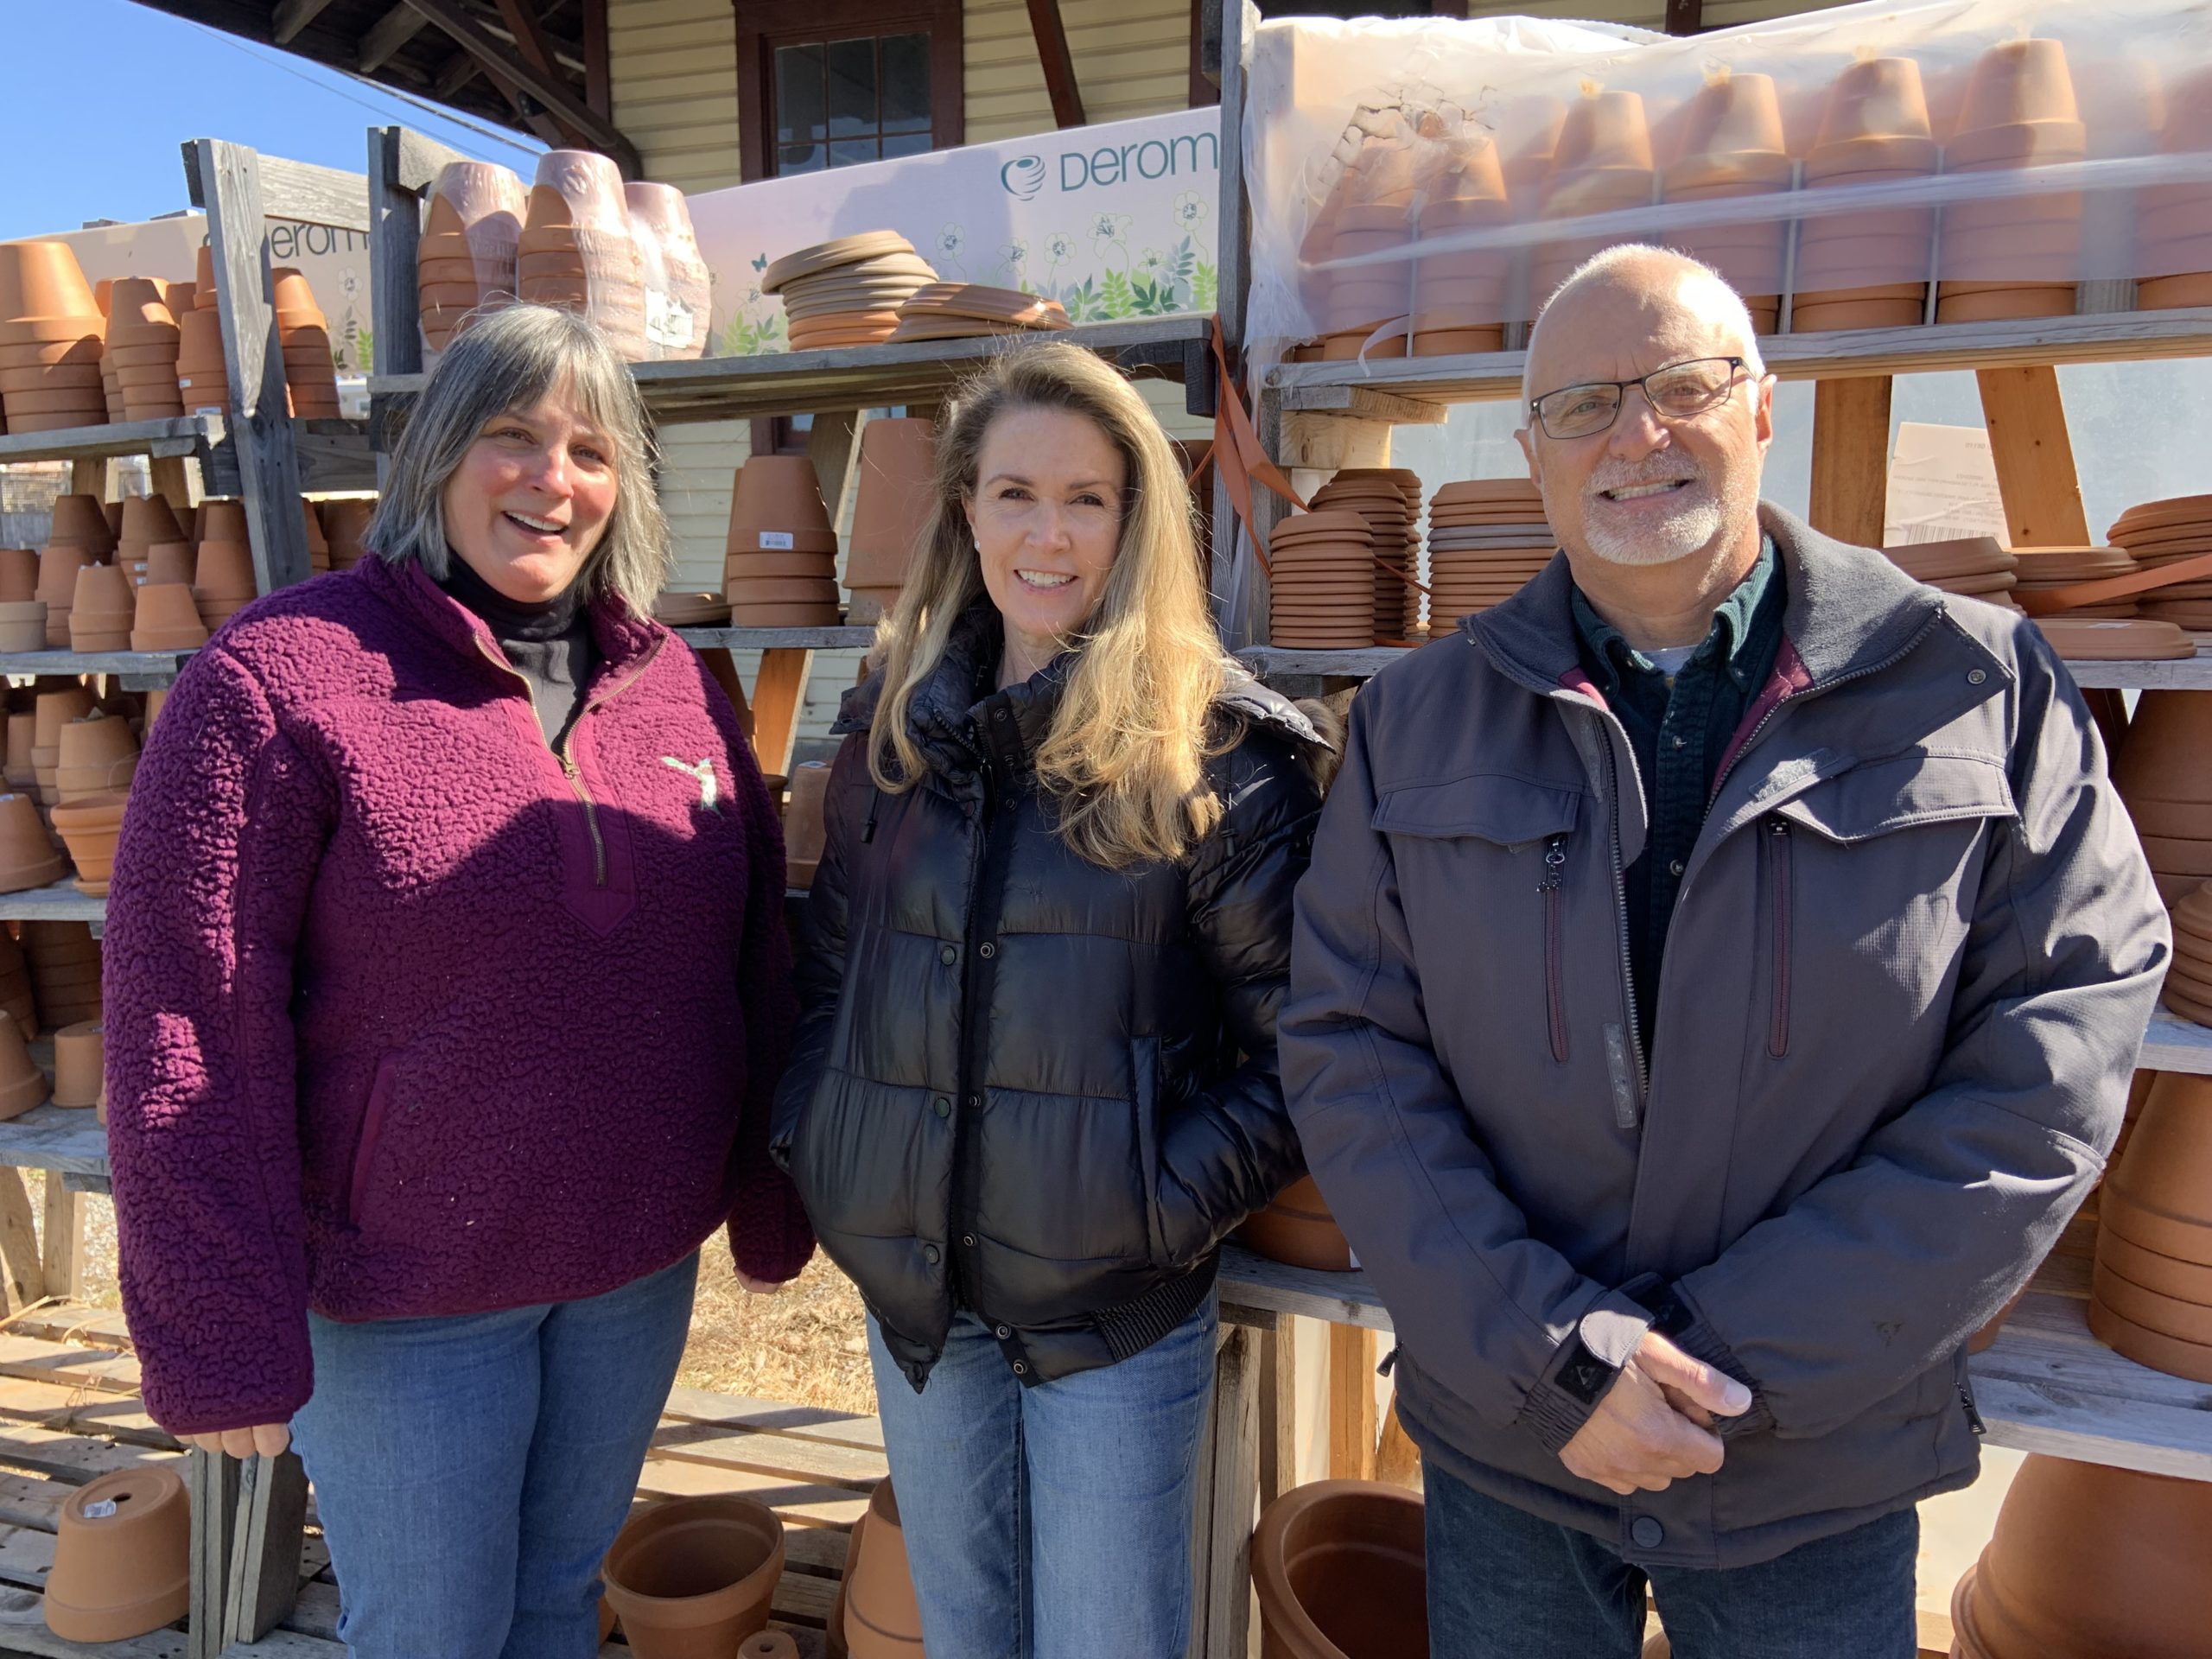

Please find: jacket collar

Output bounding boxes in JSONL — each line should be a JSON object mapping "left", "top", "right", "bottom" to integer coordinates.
{"left": 356, "top": 551, "right": 664, "bottom": 682}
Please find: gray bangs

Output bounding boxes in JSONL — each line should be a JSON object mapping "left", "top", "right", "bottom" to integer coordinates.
{"left": 366, "top": 304, "right": 671, "bottom": 617}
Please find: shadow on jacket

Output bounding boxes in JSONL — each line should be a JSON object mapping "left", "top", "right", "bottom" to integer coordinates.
{"left": 773, "top": 603, "right": 1326, "bottom": 1389}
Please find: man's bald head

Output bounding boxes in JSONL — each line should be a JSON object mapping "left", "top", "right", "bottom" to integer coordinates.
{"left": 1523, "top": 245, "right": 1764, "bottom": 406}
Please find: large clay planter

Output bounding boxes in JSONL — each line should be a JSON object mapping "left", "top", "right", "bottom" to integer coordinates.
{"left": 784, "top": 763, "right": 832, "bottom": 888}
{"left": 843, "top": 1482, "right": 921, "bottom": 1656}
{"left": 55, "top": 712, "right": 138, "bottom": 802}
{"left": 43, "top": 1465, "right": 190, "bottom": 1642}
{"left": 0, "top": 241, "right": 100, "bottom": 331}
{"left": 1252, "top": 1480, "right": 1427, "bottom": 1659}
{"left": 69, "top": 563, "right": 136, "bottom": 651}
{"left": 1950, "top": 1453, "right": 2212, "bottom": 1658}
{"left": 0, "top": 1011, "right": 46, "bottom": 1120}
{"left": 53, "top": 792, "right": 126, "bottom": 895}
{"left": 846, "top": 418, "right": 939, "bottom": 596}
{"left": 601, "top": 1495, "right": 785, "bottom": 1659}
{"left": 52, "top": 1020, "right": 101, "bottom": 1109}
{"left": 1238, "top": 1175, "right": 1357, "bottom": 1272}
{"left": 730, "top": 455, "right": 834, "bottom": 537}
{"left": 0, "top": 793, "right": 64, "bottom": 893}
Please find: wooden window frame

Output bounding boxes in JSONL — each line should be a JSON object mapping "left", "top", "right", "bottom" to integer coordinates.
{"left": 734, "top": 0, "right": 965, "bottom": 184}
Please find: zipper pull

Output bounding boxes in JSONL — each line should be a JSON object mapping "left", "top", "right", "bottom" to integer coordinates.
{"left": 1539, "top": 833, "right": 1567, "bottom": 892}
{"left": 1769, "top": 818, "right": 1789, "bottom": 842}
{"left": 1377, "top": 1344, "right": 1400, "bottom": 1377}
{"left": 1959, "top": 1382, "right": 1986, "bottom": 1436}
{"left": 558, "top": 751, "right": 580, "bottom": 780}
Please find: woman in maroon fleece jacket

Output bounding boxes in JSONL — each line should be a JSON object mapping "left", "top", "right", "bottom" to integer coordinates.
{"left": 105, "top": 304, "right": 808, "bottom": 1658}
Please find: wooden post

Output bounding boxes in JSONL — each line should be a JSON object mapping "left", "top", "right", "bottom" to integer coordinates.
{"left": 223, "top": 1451, "right": 309, "bottom": 1644}
{"left": 1327, "top": 1323, "right": 1377, "bottom": 1481}
{"left": 1256, "top": 1317, "right": 1296, "bottom": 1510}
{"left": 148, "top": 455, "right": 195, "bottom": 512}
{"left": 187, "top": 1449, "right": 241, "bottom": 1659}
{"left": 1976, "top": 365, "right": 2092, "bottom": 546}
{"left": 68, "top": 458, "right": 106, "bottom": 497}
{"left": 189, "top": 138, "right": 310, "bottom": 594}
{"left": 39, "top": 1174, "right": 79, "bottom": 1303}
{"left": 1192, "top": 1320, "right": 1260, "bottom": 1659}
{"left": 1807, "top": 376, "right": 1893, "bottom": 549}
{"left": 1210, "top": 0, "right": 1251, "bottom": 639}
{"left": 0, "top": 1171, "right": 45, "bottom": 1313}
{"left": 1376, "top": 1393, "right": 1422, "bottom": 1490}
{"left": 749, "top": 650, "right": 812, "bottom": 778}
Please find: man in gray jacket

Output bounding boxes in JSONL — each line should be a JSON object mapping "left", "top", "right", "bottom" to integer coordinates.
{"left": 1279, "top": 245, "right": 2167, "bottom": 1657}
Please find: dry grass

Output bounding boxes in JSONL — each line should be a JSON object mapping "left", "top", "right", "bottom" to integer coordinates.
{"left": 72, "top": 1190, "right": 879, "bottom": 1418}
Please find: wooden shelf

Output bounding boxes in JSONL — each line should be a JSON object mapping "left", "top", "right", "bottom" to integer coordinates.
{"left": 671, "top": 626, "right": 877, "bottom": 651}
{"left": 2139, "top": 1008, "right": 2212, "bottom": 1074}
{"left": 369, "top": 315, "right": 1213, "bottom": 426}
{"left": 1267, "top": 306, "right": 2212, "bottom": 410}
{"left": 0, "top": 880, "right": 102, "bottom": 925}
{"left": 0, "top": 415, "right": 372, "bottom": 494}
{"left": 0, "top": 649, "right": 196, "bottom": 687}
{"left": 0, "top": 1104, "right": 108, "bottom": 1182}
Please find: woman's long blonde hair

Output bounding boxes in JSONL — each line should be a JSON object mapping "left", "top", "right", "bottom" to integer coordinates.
{"left": 868, "top": 342, "right": 1231, "bottom": 868}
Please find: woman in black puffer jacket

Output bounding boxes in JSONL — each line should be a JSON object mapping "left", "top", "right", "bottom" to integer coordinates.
{"left": 772, "top": 342, "right": 1320, "bottom": 1658}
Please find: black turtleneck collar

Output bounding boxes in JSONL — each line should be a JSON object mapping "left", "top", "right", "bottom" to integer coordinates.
{"left": 437, "top": 550, "right": 597, "bottom": 748}
{"left": 438, "top": 552, "right": 587, "bottom": 643}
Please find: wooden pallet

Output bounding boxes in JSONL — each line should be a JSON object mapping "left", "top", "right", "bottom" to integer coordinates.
{"left": 0, "top": 1306, "right": 880, "bottom": 1657}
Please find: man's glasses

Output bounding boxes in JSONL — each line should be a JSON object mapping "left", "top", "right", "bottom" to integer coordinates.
{"left": 1528, "top": 357, "right": 1751, "bottom": 441}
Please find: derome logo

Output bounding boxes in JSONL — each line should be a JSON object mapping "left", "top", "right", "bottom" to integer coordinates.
{"left": 1001, "top": 156, "right": 1046, "bottom": 200}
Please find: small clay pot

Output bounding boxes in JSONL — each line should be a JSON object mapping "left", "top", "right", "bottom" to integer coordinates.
{"left": 0, "top": 1011, "right": 46, "bottom": 1121}
{"left": 52, "top": 791, "right": 127, "bottom": 895}
{"left": 0, "top": 793, "right": 64, "bottom": 893}
{"left": 3, "top": 713, "right": 33, "bottom": 789}
{"left": 55, "top": 712, "right": 138, "bottom": 802}
{"left": 0, "top": 600, "right": 45, "bottom": 653}
{"left": 68, "top": 563, "right": 136, "bottom": 652}
{"left": 739, "top": 1632, "right": 800, "bottom": 1659}
{"left": 600, "top": 1495, "right": 785, "bottom": 1659}
{"left": 843, "top": 1481, "right": 922, "bottom": 1656}
{"left": 846, "top": 418, "right": 939, "bottom": 591}
{"left": 783, "top": 763, "right": 832, "bottom": 889}
{"left": 52, "top": 1020, "right": 101, "bottom": 1109}
{"left": 47, "top": 496, "right": 115, "bottom": 555}
{"left": 1956, "top": 37, "right": 2079, "bottom": 136}
{"left": 729, "top": 456, "right": 834, "bottom": 538}
{"left": 43, "top": 1465, "right": 189, "bottom": 1642}
{"left": 1237, "top": 1174, "right": 1357, "bottom": 1273}
{"left": 192, "top": 539, "right": 258, "bottom": 615}
{"left": 1253, "top": 1479, "right": 1428, "bottom": 1659}
{"left": 0, "top": 240, "right": 99, "bottom": 326}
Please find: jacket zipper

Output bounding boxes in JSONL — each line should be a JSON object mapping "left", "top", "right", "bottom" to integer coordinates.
{"left": 1960, "top": 1380, "right": 1986, "bottom": 1436}
{"left": 471, "top": 632, "right": 666, "bottom": 893}
{"left": 1539, "top": 833, "right": 1569, "bottom": 1063}
{"left": 1602, "top": 743, "right": 1649, "bottom": 1118}
{"left": 1766, "top": 817, "right": 1793, "bottom": 1058}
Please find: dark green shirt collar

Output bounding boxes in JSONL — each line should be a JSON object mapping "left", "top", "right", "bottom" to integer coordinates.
{"left": 1571, "top": 535, "right": 1779, "bottom": 695}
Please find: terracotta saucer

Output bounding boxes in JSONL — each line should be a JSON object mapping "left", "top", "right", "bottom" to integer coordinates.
{"left": 2088, "top": 1293, "right": 2212, "bottom": 1382}
{"left": 2099, "top": 1230, "right": 2212, "bottom": 1301}
{"left": 2035, "top": 618, "right": 2196, "bottom": 660}
{"left": 762, "top": 233, "right": 921, "bottom": 293}
{"left": 653, "top": 592, "right": 731, "bottom": 626}
{"left": 1934, "top": 287, "right": 2077, "bottom": 324}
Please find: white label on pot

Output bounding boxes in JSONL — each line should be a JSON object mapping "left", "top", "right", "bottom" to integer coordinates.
{"left": 83, "top": 1499, "right": 118, "bottom": 1520}
{"left": 759, "top": 531, "right": 794, "bottom": 550}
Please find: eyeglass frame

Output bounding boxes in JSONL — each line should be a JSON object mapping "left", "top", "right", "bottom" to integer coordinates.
{"left": 1525, "top": 356, "right": 1756, "bottom": 442}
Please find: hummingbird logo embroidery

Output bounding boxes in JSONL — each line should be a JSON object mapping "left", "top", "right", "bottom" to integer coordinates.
{"left": 661, "top": 755, "right": 719, "bottom": 812}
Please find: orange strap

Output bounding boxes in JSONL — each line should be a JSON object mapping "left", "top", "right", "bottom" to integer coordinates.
{"left": 2015, "top": 549, "right": 2212, "bottom": 615}
{"left": 1209, "top": 316, "right": 1309, "bottom": 576}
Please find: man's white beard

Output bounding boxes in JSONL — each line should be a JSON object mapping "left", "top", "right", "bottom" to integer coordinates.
{"left": 1581, "top": 487, "right": 1726, "bottom": 567}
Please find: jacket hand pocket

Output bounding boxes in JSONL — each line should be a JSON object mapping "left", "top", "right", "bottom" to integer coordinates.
{"left": 345, "top": 1056, "right": 399, "bottom": 1230}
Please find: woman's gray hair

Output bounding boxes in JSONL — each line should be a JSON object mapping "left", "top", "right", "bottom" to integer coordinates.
{"left": 367, "top": 304, "right": 670, "bottom": 616}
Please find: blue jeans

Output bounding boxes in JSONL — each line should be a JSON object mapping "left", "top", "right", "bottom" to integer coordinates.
{"left": 867, "top": 1294, "right": 1218, "bottom": 1659}
{"left": 289, "top": 1251, "right": 699, "bottom": 1659}
{"left": 1424, "top": 1463, "right": 1919, "bottom": 1659}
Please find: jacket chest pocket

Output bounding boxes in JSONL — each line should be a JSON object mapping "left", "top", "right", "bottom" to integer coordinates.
{"left": 1373, "top": 775, "right": 1585, "bottom": 1065}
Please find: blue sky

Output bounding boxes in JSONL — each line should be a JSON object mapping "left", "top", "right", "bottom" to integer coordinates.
{"left": 2, "top": 0, "right": 545, "bottom": 242}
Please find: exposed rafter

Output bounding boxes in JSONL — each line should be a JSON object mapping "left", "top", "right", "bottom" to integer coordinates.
{"left": 1026, "top": 0, "right": 1085, "bottom": 129}
{"left": 358, "top": 0, "right": 429, "bottom": 71}
{"left": 397, "top": 0, "right": 641, "bottom": 173}
{"left": 1665, "top": 0, "right": 1703, "bottom": 34}
{"left": 270, "top": 0, "right": 340, "bottom": 44}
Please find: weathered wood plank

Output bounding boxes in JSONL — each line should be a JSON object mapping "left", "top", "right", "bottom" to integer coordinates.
{"left": 0, "top": 1101, "right": 111, "bottom": 1177}
{"left": 223, "top": 1451, "right": 308, "bottom": 1645}
{"left": 1808, "top": 375, "right": 1892, "bottom": 549}
{"left": 0, "top": 1173, "right": 43, "bottom": 1313}
{"left": 647, "top": 1421, "right": 887, "bottom": 1491}
{"left": 635, "top": 1455, "right": 869, "bottom": 1529}
{"left": 1328, "top": 1323, "right": 1377, "bottom": 1482}
{"left": 1198, "top": 1323, "right": 1260, "bottom": 1659}
{"left": 1977, "top": 365, "right": 2090, "bottom": 546}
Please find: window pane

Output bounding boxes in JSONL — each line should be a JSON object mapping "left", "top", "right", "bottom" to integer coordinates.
{"left": 779, "top": 143, "right": 826, "bottom": 175}
{"left": 830, "top": 137, "right": 879, "bottom": 168}
{"left": 774, "top": 42, "right": 824, "bottom": 144}
{"left": 881, "top": 130, "right": 933, "bottom": 160}
{"left": 826, "top": 36, "right": 877, "bottom": 138}
{"left": 881, "top": 33, "right": 931, "bottom": 131}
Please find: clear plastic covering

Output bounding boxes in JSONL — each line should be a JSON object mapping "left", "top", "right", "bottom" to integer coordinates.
{"left": 1242, "top": 0, "right": 2212, "bottom": 364}
{"left": 623, "top": 182, "right": 712, "bottom": 362}
{"left": 418, "top": 161, "right": 524, "bottom": 363}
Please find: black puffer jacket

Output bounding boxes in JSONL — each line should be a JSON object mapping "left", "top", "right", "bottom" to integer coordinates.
{"left": 772, "top": 605, "right": 1323, "bottom": 1389}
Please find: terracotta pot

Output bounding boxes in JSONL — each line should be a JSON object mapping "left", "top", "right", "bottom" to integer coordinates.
{"left": 0, "top": 241, "right": 99, "bottom": 327}
{"left": 197, "top": 499, "right": 247, "bottom": 543}
{"left": 192, "top": 539, "right": 258, "bottom": 618}
{"left": 69, "top": 563, "right": 136, "bottom": 652}
{"left": 117, "top": 494, "right": 182, "bottom": 560}
{"left": 730, "top": 456, "right": 834, "bottom": 537}
{"left": 844, "top": 1481, "right": 922, "bottom": 1656}
{"left": 1966, "top": 1287, "right": 2028, "bottom": 1354}
{"left": 2101, "top": 1071, "right": 2212, "bottom": 1259}
{"left": 52, "top": 792, "right": 126, "bottom": 894}
{"left": 739, "top": 1631, "right": 800, "bottom": 1659}
{"left": 0, "top": 543, "right": 35, "bottom": 602}
{"left": 55, "top": 713, "right": 138, "bottom": 802}
{"left": 1950, "top": 1454, "right": 2211, "bottom": 1658}
{"left": 142, "top": 540, "right": 194, "bottom": 589}
{"left": 0, "top": 936, "right": 33, "bottom": 1039}
{"left": 825, "top": 1513, "right": 863, "bottom": 1659}
{"left": 625, "top": 181, "right": 713, "bottom": 360}
{"left": 52, "top": 1020, "right": 101, "bottom": 1109}
{"left": 1238, "top": 1174, "right": 1357, "bottom": 1272}
{"left": 1956, "top": 38, "right": 2079, "bottom": 136}
{"left": 33, "top": 688, "right": 95, "bottom": 755}
{"left": 3, "top": 713, "right": 32, "bottom": 789}
{"left": 600, "top": 1495, "right": 785, "bottom": 1659}
{"left": 1253, "top": 1479, "right": 1428, "bottom": 1659}
{"left": 43, "top": 1465, "right": 189, "bottom": 1642}
{"left": 321, "top": 499, "right": 373, "bottom": 569}
{"left": 126, "top": 576, "right": 207, "bottom": 651}
{"left": 48, "top": 496, "right": 114, "bottom": 555}
{"left": 0, "top": 1011, "right": 46, "bottom": 1120}
{"left": 784, "top": 763, "right": 831, "bottom": 888}
{"left": 846, "top": 419, "right": 938, "bottom": 591}
{"left": 0, "top": 793, "right": 63, "bottom": 893}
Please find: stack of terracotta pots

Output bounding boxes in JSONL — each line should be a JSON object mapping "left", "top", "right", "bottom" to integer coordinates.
{"left": 1936, "top": 38, "right": 2085, "bottom": 325}
{"left": 600, "top": 1494, "right": 784, "bottom": 1657}
{"left": 55, "top": 711, "right": 137, "bottom": 802}
{"left": 1312, "top": 138, "right": 1415, "bottom": 361}
{"left": 1534, "top": 91, "right": 1655, "bottom": 311}
{"left": 102, "top": 279, "right": 184, "bottom": 423}
{"left": 783, "top": 763, "right": 832, "bottom": 890}
{"left": 1660, "top": 73, "right": 1789, "bottom": 335}
{"left": 176, "top": 251, "right": 229, "bottom": 416}
{"left": 0, "top": 791, "right": 64, "bottom": 896}
{"left": 2035, "top": 617, "right": 2195, "bottom": 663}
{"left": 520, "top": 150, "right": 647, "bottom": 361}
{"left": 1949, "top": 1452, "right": 2211, "bottom": 1657}
{"left": 1791, "top": 57, "right": 1938, "bottom": 331}
{"left": 1268, "top": 512, "right": 1380, "bottom": 650}
{"left": 2135, "top": 70, "right": 2212, "bottom": 310}
{"left": 53, "top": 791, "right": 127, "bottom": 896}
{"left": 1883, "top": 537, "right": 2019, "bottom": 609}
{"left": 2107, "top": 494, "right": 2212, "bottom": 630}
{"left": 43, "top": 1465, "right": 190, "bottom": 1642}
{"left": 1253, "top": 1480, "right": 1428, "bottom": 1659}
{"left": 624, "top": 182, "right": 712, "bottom": 361}
{"left": 1309, "top": 469, "right": 1421, "bottom": 644}
{"left": 115, "top": 495, "right": 184, "bottom": 585}
{"left": 320, "top": 498, "right": 374, "bottom": 572}
{"left": 0, "top": 934, "right": 34, "bottom": 1036}
{"left": 2012, "top": 547, "right": 2138, "bottom": 616}
{"left": 271, "top": 269, "right": 342, "bottom": 418}
{"left": 1409, "top": 123, "right": 1511, "bottom": 355}
{"left": 1237, "top": 1174, "right": 1356, "bottom": 1272}
{"left": 94, "top": 281, "right": 124, "bottom": 424}
{"left": 52, "top": 1020, "right": 101, "bottom": 1109}
{"left": 726, "top": 456, "right": 839, "bottom": 625}
{"left": 131, "top": 581, "right": 207, "bottom": 652}
{"left": 192, "top": 500, "right": 258, "bottom": 630}
{"left": 0, "top": 1012, "right": 48, "bottom": 1121}
{"left": 845, "top": 417, "right": 938, "bottom": 624}
{"left": 2088, "top": 1063, "right": 2212, "bottom": 1380}
{"left": 25, "top": 922, "right": 103, "bottom": 1030}
{"left": 69, "top": 564, "right": 136, "bottom": 652}
{"left": 419, "top": 160, "right": 526, "bottom": 353}
{"left": 762, "top": 233, "right": 940, "bottom": 350}
{"left": 840, "top": 1481, "right": 924, "bottom": 1657}
{"left": 40, "top": 498, "right": 116, "bottom": 650}
{"left": 0, "top": 546, "right": 45, "bottom": 652}
{"left": 30, "top": 686, "right": 94, "bottom": 806}
{"left": 2160, "top": 885, "right": 2212, "bottom": 1028}
{"left": 2112, "top": 691, "right": 2212, "bottom": 906}
{"left": 0, "top": 241, "right": 108, "bottom": 434}
{"left": 1426, "top": 480, "right": 1554, "bottom": 626}
{"left": 887, "top": 283, "right": 1071, "bottom": 343}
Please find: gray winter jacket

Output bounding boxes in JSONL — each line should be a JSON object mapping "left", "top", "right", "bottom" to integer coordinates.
{"left": 1279, "top": 506, "right": 2167, "bottom": 1569}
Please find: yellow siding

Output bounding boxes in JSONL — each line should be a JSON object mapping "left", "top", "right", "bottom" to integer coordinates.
{"left": 607, "top": 0, "right": 742, "bottom": 193}
{"left": 963, "top": 0, "right": 1192, "bottom": 144}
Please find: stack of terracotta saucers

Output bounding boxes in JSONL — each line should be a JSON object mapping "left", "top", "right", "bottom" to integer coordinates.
{"left": 762, "top": 234, "right": 939, "bottom": 351}
{"left": 271, "top": 270, "right": 342, "bottom": 418}
{"left": 652, "top": 591, "right": 730, "bottom": 626}
{"left": 724, "top": 455, "right": 839, "bottom": 626}
{"left": 1426, "top": 480, "right": 1554, "bottom": 626}
{"left": 2011, "top": 547, "right": 2139, "bottom": 616}
{"left": 2088, "top": 1059, "right": 2212, "bottom": 1382}
{"left": 1267, "top": 511, "right": 1378, "bottom": 650}
{"left": 1883, "top": 537, "right": 2019, "bottom": 608}
{"left": 887, "top": 283, "right": 1070, "bottom": 343}
{"left": 2035, "top": 617, "right": 2196, "bottom": 662}
{"left": 0, "top": 241, "right": 109, "bottom": 434}
{"left": 2112, "top": 690, "right": 2212, "bottom": 906}
{"left": 2107, "top": 495, "right": 2212, "bottom": 631}
{"left": 1308, "top": 468, "right": 1421, "bottom": 643}
{"left": 102, "top": 280, "right": 184, "bottom": 423}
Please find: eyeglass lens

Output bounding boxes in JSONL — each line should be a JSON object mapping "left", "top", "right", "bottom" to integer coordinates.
{"left": 1536, "top": 358, "right": 1741, "bottom": 439}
